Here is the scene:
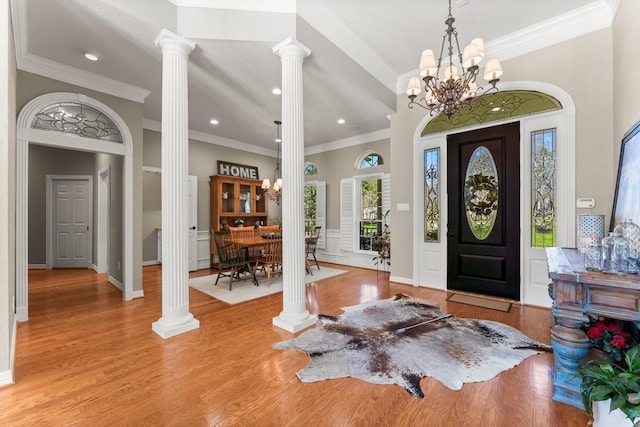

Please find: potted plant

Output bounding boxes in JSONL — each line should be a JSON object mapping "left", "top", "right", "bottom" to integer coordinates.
{"left": 582, "top": 316, "right": 633, "bottom": 362}
{"left": 579, "top": 344, "right": 640, "bottom": 426}
{"left": 372, "top": 210, "right": 390, "bottom": 269}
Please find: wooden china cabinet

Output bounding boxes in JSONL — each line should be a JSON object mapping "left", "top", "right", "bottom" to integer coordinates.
{"left": 209, "top": 175, "right": 268, "bottom": 266}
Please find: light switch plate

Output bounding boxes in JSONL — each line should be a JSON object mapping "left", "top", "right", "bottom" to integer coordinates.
{"left": 397, "top": 203, "right": 410, "bottom": 212}
{"left": 576, "top": 198, "right": 596, "bottom": 209}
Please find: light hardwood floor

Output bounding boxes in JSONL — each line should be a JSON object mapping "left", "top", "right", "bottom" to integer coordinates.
{"left": 0, "top": 264, "right": 589, "bottom": 426}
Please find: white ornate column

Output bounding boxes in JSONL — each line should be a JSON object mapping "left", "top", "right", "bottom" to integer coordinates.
{"left": 272, "top": 37, "right": 316, "bottom": 333}
{"left": 152, "top": 29, "right": 200, "bottom": 338}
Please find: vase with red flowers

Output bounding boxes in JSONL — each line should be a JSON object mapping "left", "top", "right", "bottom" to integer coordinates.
{"left": 582, "top": 316, "right": 633, "bottom": 362}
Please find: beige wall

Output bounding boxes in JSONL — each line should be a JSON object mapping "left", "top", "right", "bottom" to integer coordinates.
{"left": 17, "top": 71, "right": 144, "bottom": 291}
{"left": 613, "top": 0, "right": 640, "bottom": 161}
{"left": 0, "top": 0, "right": 17, "bottom": 376}
{"left": 142, "top": 128, "right": 282, "bottom": 262}
{"left": 390, "top": 28, "right": 617, "bottom": 281}
{"left": 27, "top": 146, "right": 96, "bottom": 264}
{"left": 304, "top": 138, "right": 390, "bottom": 230}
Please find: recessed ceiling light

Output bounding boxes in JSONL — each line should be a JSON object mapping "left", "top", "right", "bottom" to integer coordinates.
{"left": 209, "top": 119, "right": 219, "bottom": 125}
{"left": 337, "top": 118, "right": 346, "bottom": 124}
{"left": 272, "top": 88, "right": 282, "bottom": 95}
{"left": 83, "top": 50, "right": 102, "bottom": 61}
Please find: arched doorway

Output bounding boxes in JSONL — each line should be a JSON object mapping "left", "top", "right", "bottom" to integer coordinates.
{"left": 15, "top": 92, "right": 135, "bottom": 321}
{"left": 412, "top": 82, "right": 576, "bottom": 307}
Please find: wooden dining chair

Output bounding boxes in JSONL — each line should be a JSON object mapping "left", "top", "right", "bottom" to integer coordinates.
{"left": 254, "top": 238, "right": 282, "bottom": 286}
{"left": 212, "top": 230, "right": 258, "bottom": 290}
{"left": 306, "top": 226, "right": 321, "bottom": 270}
{"left": 229, "top": 227, "right": 261, "bottom": 259}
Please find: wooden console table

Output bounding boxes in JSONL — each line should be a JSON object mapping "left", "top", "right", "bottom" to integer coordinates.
{"left": 547, "top": 247, "right": 640, "bottom": 409}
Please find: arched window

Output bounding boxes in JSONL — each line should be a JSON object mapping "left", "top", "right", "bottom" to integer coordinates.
{"left": 421, "top": 90, "right": 562, "bottom": 136}
{"left": 304, "top": 162, "right": 318, "bottom": 176}
{"left": 31, "top": 102, "right": 123, "bottom": 143}
{"left": 356, "top": 151, "right": 384, "bottom": 169}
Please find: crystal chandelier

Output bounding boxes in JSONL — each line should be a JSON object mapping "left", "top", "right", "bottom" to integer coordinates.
{"left": 262, "top": 120, "right": 283, "bottom": 205}
{"left": 406, "top": 0, "right": 503, "bottom": 119}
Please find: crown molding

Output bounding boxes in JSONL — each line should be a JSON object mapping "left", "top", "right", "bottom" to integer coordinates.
{"left": 396, "top": 0, "right": 618, "bottom": 95}
{"left": 17, "top": 54, "right": 150, "bottom": 103}
{"left": 166, "top": 0, "right": 296, "bottom": 13}
{"left": 143, "top": 119, "right": 277, "bottom": 157}
{"left": 10, "top": 0, "right": 150, "bottom": 104}
{"left": 304, "top": 128, "right": 391, "bottom": 156}
{"left": 143, "top": 118, "right": 389, "bottom": 157}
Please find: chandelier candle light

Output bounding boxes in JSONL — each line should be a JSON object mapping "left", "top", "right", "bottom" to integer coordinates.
{"left": 262, "top": 120, "right": 283, "bottom": 205}
{"left": 407, "top": 0, "right": 503, "bottom": 119}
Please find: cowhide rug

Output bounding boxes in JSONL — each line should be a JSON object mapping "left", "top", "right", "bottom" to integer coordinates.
{"left": 273, "top": 294, "right": 551, "bottom": 397}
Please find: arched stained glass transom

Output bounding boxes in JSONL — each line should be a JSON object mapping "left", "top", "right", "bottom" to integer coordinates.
{"left": 421, "top": 90, "right": 562, "bottom": 136}
{"left": 356, "top": 151, "right": 384, "bottom": 169}
{"left": 31, "top": 102, "right": 123, "bottom": 143}
{"left": 304, "top": 162, "right": 318, "bottom": 176}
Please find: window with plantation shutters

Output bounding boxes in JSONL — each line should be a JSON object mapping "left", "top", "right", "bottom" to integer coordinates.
{"left": 341, "top": 173, "right": 390, "bottom": 253}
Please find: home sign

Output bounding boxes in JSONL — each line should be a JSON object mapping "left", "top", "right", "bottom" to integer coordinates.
{"left": 217, "top": 161, "right": 259, "bottom": 179}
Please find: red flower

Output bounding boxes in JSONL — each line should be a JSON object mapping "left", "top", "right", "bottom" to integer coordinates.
{"left": 608, "top": 324, "right": 623, "bottom": 334}
{"left": 587, "top": 327, "right": 604, "bottom": 339}
{"left": 611, "top": 335, "right": 627, "bottom": 349}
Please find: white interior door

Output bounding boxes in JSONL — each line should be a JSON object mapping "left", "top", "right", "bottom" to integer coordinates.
{"left": 188, "top": 175, "right": 197, "bottom": 272}
{"left": 53, "top": 178, "right": 93, "bottom": 268}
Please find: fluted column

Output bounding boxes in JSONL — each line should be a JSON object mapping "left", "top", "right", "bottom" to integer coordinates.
{"left": 272, "top": 37, "right": 316, "bottom": 333}
{"left": 152, "top": 29, "right": 200, "bottom": 338}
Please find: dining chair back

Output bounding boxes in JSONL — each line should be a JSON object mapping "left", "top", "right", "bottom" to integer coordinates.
{"left": 306, "top": 226, "right": 321, "bottom": 270}
{"left": 212, "top": 230, "right": 258, "bottom": 290}
{"left": 254, "top": 238, "right": 283, "bottom": 286}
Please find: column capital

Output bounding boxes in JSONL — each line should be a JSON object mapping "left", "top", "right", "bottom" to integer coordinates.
{"left": 154, "top": 29, "right": 196, "bottom": 56}
{"left": 273, "top": 37, "right": 311, "bottom": 60}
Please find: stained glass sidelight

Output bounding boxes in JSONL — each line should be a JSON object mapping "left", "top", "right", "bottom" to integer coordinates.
{"left": 464, "top": 147, "right": 499, "bottom": 240}
{"left": 424, "top": 148, "right": 440, "bottom": 242}
{"left": 31, "top": 102, "right": 122, "bottom": 143}
{"left": 531, "top": 128, "right": 557, "bottom": 247}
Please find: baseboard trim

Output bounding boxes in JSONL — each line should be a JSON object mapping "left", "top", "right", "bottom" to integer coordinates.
{"left": 142, "top": 260, "right": 160, "bottom": 266}
{"left": 131, "top": 290, "right": 144, "bottom": 299}
{"left": 0, "top": 320, "right": 17, "bottom": 387}
{"left": 27, "top": 264, "right": 46, "bottom": 269}
{"left": 108, "top": 275, "right": 123, "bottom": 291}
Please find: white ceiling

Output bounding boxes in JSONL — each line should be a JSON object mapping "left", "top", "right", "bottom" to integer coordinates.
{"left": 11, "top": 0, "right": 617, "bottom": 155}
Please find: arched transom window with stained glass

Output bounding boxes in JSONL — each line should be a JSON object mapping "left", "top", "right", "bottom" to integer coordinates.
{"left": 31, "top": 102, "right": 122, "bottom": 143}
{"left": 357, "top": 152, "right": 384, "bottom": 169}
{"left": 424, "top": 148, "right": 440, "bottom": 242}
{"left": 304, "top": 162, "right": 318, "bottom": 176}
{"left": 464, "top": 147, "right": 499, "bottom": 240}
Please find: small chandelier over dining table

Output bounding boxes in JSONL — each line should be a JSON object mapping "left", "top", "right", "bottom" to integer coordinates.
{"left": 262, "top": 120, "right": 283, "bottom": 205}
{"left": 406, "top": 0, "right": 503, "bottom": 119}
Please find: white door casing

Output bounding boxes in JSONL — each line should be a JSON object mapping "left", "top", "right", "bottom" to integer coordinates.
{"left": 97, "top": 165, "right": 111, "bottom": 274}
{"left": 412, "top": 81, "right": 576, "bottom": 307}
{"left": 188, "top": 175, "right": 197, "bottom": 272}
{"left": 47, "top": 176, "right": 93, "bottom": 268}
{"left": 16, "top": 92, "right": 135, "bottom": 322}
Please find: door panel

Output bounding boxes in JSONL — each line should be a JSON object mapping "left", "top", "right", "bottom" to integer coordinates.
{"left": 447, "top": 122, "right": 520, "bottom": 300}
{"left": 53, "top": 179, "right": 92, "bottom": 268}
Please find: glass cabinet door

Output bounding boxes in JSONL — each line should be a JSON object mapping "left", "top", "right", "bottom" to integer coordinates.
{"left": 239, "top": 183, "right": 251, "bottom": 213}
{"left": 221, "top": 182, "right": 234, "bottom": 213}
{"left": 255, "top": 184, "right": 266, "bottom": 215}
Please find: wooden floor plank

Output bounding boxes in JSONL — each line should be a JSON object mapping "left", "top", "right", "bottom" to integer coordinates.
{"left": 0, "top": 264, "right": 590, "bottom": 426}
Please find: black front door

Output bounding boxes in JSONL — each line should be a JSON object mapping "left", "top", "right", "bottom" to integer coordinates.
{"left": 447, "top": 122, "right": 520, "bottom": 300}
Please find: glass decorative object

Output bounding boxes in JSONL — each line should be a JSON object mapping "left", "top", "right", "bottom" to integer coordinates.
{"left": 584, "top": 244, "right": 603, "bottom": 272}
{"left": 577, "top": 214, "right": 605, "bottom": 253}
{"left": 601, "top": 231, "right": 629, "bottom": 275}
{"left": 614, "top": 219, "right": 640, "bottom": 274}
